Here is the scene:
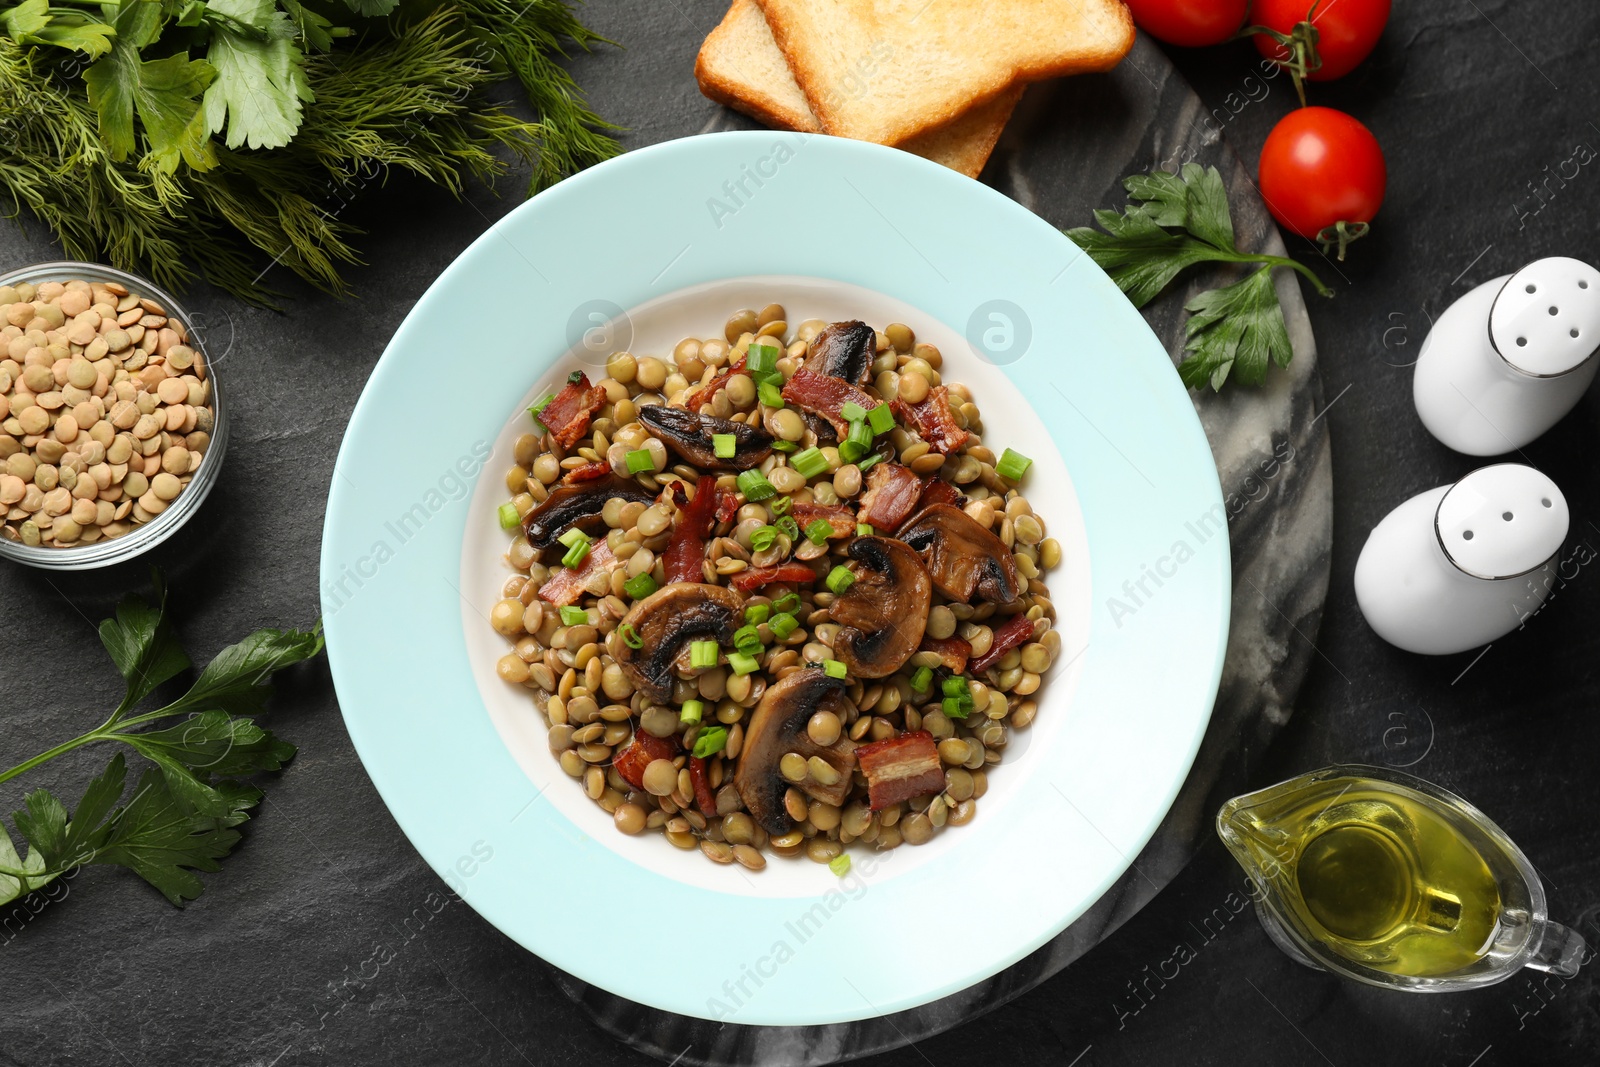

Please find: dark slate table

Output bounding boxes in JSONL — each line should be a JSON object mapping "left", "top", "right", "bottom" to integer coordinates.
{"left": 3, "top": 2, "right": 1598, "bottom": 1065}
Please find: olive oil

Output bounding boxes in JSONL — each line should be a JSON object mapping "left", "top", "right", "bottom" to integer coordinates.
{"left": 1232, "top": 781, "right": 1502, "bottom": 976}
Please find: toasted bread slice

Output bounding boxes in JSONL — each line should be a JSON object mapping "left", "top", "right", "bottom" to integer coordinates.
{"left": 755, "top": 0, "right": 1133, "bottom": 146}
{"left": 695, "top": 0, "right": 1019, "bottom": 178}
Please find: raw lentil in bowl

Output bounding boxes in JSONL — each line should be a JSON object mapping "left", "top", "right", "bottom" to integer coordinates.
{"left": 489, "top": 306, "right": 1062, "bottom": 871}
{"left": 0, "top": 262, "right": 225, "bottom": 570}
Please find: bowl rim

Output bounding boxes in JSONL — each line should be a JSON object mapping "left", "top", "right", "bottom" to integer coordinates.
{"left": 0, "top": 260, "right": 228, "bottom": 570}
{"left": 321, "top": 131, "right": 1231, "bottom": 1025}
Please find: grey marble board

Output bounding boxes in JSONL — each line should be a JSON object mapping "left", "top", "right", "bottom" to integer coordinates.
{"left": 550, "top": 33, "right": 1334, "bottom": 1066}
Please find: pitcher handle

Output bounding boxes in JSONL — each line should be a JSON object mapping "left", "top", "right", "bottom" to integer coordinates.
{"left": 1526, "top": 921, "right": 1588, "bottom": 977}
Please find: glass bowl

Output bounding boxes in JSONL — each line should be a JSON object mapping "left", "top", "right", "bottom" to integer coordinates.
{"left": 0, "top": 261, "right": 228, "bottom": 570}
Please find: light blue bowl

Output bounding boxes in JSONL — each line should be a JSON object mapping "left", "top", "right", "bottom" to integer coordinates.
{"left": 321, "top": 132, "right": 1229, "bottom": 1026}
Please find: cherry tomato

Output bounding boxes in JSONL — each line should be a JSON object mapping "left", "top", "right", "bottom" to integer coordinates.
{"left": 1122, "top": 0, "right": 1250, "bottom": 47}
{"left": 1258, "top": 107, "right": 1386, "bottom": 248}
{"left": 1252, "top": 0, "right": 1390, "bottom": 81}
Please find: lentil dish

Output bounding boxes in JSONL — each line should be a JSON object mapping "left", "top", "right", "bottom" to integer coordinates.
{"left": 490, "top": 307, "right": 1062, "bottom": 871}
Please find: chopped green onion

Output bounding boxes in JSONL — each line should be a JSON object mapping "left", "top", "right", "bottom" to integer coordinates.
{"left": 727, "top": 651, "right": 760, "bottom": 676}
{"left": 856, "top": 523, "right": 874, "bottom": 537}
{"left": 623, "top": 573, "right": 658, "bottom": 600}
{"left": 791, "top": 447, "right": 828, "bottom": 479}
{"left": 942, "top": 676, "right": 970, "bottom": 698}
{"left": 559, "top": 605, "right": 588, "bottom": 627}
{"left": 846, "top": 419, "right": 875, "bottom": 450}
{"left": 693, "top": 726, "right": 729, "bottom": 758}
{"left": 770, "top": 612, "right": 798, "bottom": 639}
{"left": 498, "top": 501, "right": 521, "bottom": 530}
{"left": 528, "top": 392, "right": 555, "bottom": 429}
{"left": 713, "top": 433, "right": 737, "bottom": 459}
{"left": 823, "top": 658, "right": 847, "bottom": 679}
{"left": 857, "top": 452, "right": 883, "bottom": 473}
{"left": 619, "top": 622, "right": 644, "bottom": 649}
{"left": 825, "top": 565, "right": 856, "bottom": 595}
{"left": 776, "top": 515, "right": 800, "bottom": 541}
{"left": 804, "top": 519, "right": 833, "bottom": 546}
{"left": 910, "top": 666, "right": 933, "bottom": 693}
{"left": 561, "top": 540, "right": 591, "bottom": 569}
{"left": 770, "top": 495, "right": 793, "bottom": 516}
{"left": 625, "top": 448, "right": 655, "bottom": 474}
{"left": 737, "top": 469, "right": 776, "bottom": 501}
{"left": 771, "top": 439, "right": 798, "bottom": 453}
{"left": 840, "top": 401, "right": 867, "bottom": 423}
{"left": 997, "top": 447, "right": 1033, "bottom": 481}
{"left": 567, "top": 370, "right": 585, "bottom": 384}
{"left": 690, "top": 640, "right": 719, "bottom": 669}
{"left": 839, "top": 440, "right": 866, "bottom": 463}
{"left": 772, "top": 591, "right": 801, "bottom": 614}
{"left": 746, "top": 603, "right": 770, "bottom": 625}
{"left": 829, "top": 853, "right": 852, "bottom": 877}
{"left": 942, "top": 696, "right": 970, "bottom": 719}
{"left": 558, "top": 527, "right": 590, "bottom": 549}
{"left": 680, "top": 699, "right": 704, "bottom": 725}
{"left": 746, "top": 342, "right": 780, "bottom": 375}
{"left": 750, "top": 525, "right": 778, "bottom": 552}
{"left": 758, "top": 381, "right": 785, "bottom": 409}
{"left": 867, "top": 402, "right": 895, "bottom": 434}
{"left": 732, "top": 624, "right": 763, "bottom": 654}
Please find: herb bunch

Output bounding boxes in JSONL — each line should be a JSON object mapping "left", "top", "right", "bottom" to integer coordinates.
{"left": 0, "top": 575, "right": 322, "bottom": 907}
{"left": 1067, "top": 163, "right": 1331, "bottom": 391}
{"left": 0, "top": 0, "right": 618, "bottom": 304}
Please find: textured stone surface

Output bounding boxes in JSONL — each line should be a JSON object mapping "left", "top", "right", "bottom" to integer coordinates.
{"left": 2, "top": 2, "right": 1598, "bottom": 1066}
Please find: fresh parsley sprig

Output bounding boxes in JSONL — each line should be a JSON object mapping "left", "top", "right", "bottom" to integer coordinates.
{"left": 0, "top": 574, "right": 322, "bottom": 907}
{"left": 1067, "top": 163, "right": 1331, "bottom": 391}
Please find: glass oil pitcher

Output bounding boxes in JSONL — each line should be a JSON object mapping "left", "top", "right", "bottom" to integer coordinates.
{"left": 1217, "top": 765, "right": 1587, "bottom": 990}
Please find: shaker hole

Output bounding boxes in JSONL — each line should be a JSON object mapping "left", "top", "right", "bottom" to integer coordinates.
{"left": 1581, "top": 280, "right": 1590, "bottom": 289}
{"left": 1549, "top": 306, "right": 1560, "bottom": 316}
{"left": 1503, "top": 511, "right": 1514, "bottom": 521}
{"left": 1572, "top": 328, "right": 1581, "bottom": 338}
{"left": 1543, "top": 498, "right": 1553, "bottom": 508}
{"left": 1527, "top": 283, "right": 1538, "bottom": 293}
{"left": 1463, "top": 530, "right": 1475, "bottom": 540}
{"left": 1517, "top": 337, "right": 1528, "bottom": 346}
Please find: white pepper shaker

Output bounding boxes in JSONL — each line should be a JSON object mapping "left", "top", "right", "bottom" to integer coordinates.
{"left": 1413, "top": 257, "right": 1600, "bottom": 455}
{"left": 1355, "top": 464, "right": 1568, "bottom": 655}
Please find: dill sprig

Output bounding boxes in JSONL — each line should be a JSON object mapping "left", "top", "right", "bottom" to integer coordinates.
{"left": 0, "top": 0, "right": 617, "bottom": 304}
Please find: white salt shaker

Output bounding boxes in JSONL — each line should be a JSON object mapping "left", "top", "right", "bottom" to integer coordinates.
{"left": 1355, "top": 464, "right": 1568, "bottom": 655}
{"left": 1413, "top": 257, "right": 1600, "bottom": 455}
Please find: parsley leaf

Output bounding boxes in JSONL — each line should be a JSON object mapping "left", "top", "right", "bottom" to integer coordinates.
{"left": 0, "top": 0, "right": 115, "bottom": 56}
{"left": 82, "top": 0, "right": 216, "bottom": 171}
{"left": 96, "top": 571, "right": 191, "bottom": 713}
{"left": 202, "top": 0, "right": 313, "bottom": 150}
{"left": 1067, "top": 164, "right": 1330, "bottom": 391}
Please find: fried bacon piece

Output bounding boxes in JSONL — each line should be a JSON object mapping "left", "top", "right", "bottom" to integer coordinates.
{"left": 562, "top": 460, "right": 611, "bottom": 484}
{"left": 916, "top": 476, "right": 965, "bottom": 511}
{"left": 892, "top": 385, "right": 969, "bottom": 454}
{"left": 539, "top": 372, "right": 607, "bottom": 449}
{"left": 856, "top": 462, "right": 924, "bottom": 531}
{"left": 790, "top": 502, "right": 856, "bottom": 539}
{"left": 536, "top": 538, "right": 617, "bottom": 606}
{"left": 781, "top": 368, "right": 880, "bottom": 437}
{"left": 683, "top": 355, "right": 748, "bottom": 412}
{"left": 613, "top": 729, "right": 680, "bottom": 791}
{"left": 918, "top": 635, "right": 972, "bottom": 674}
{"left": 855, "top": 731, "right": 946, "bottom": 811}
{"left": 729, "top": 562, "right": 818, "bottom": 593}
{"left": 663, "top": 477, "right": 721, "bottom": 585}
{"left": 970, "top": 612, "right": 1038, "bottom": 673}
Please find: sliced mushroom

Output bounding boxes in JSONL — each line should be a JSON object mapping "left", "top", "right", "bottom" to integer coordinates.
{"left": 523, "top": 474, "right": 657, "bottom": 550}
{"left": 803, "top": 320, "right": 876, "bottom": 386}
{"left": 637, "top": 405, "right": 774, "bottom": 471}
{"left": 830, "top": 537, "right": 931, "bottom": 678}
{"left": 613, "top": 583, "right": 745, "bottom": 703}
{"left": 897, "top": 504, "right": 1022, "bottom": 605}
{"left": 734, "top": 667, "right": 859, "bottom": 835}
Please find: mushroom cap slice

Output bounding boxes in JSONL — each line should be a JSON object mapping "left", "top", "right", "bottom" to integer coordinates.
{"left": 613, "top": 583, "right": 745, "bottom": 703}
{"left": 637, "top": 404, "right": 774, "bottom": 471}
{"left": 898, "top": 504, "right": 1022, "bottom": 605}
{"left": 831, "top": 536, "right": 932, "bottom": 678}
{"left": 734, "top": 667, "right": 859, "bottom": 835}
{"left": 803, "top": 320, "right": 876, "bottom": 386}
{"left": 523, "top": 474, "right": 657, "bottom": 550}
